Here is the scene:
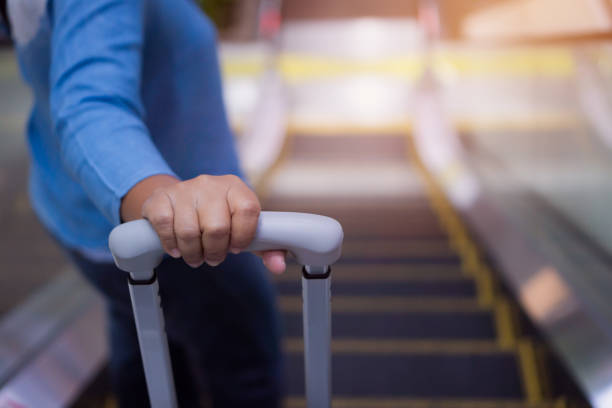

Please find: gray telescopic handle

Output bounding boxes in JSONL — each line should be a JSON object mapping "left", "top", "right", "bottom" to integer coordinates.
{"left": 108, "top": 211, "right": 344, "bottom": 276}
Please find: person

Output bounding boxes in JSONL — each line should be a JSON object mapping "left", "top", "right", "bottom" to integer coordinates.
{"left": 2, "top": 0, "right": 285, "bottom": 406}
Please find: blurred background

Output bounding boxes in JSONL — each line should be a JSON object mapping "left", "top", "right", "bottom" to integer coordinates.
{"left": 1, "top": 0, "right": 611, "bottom": 407}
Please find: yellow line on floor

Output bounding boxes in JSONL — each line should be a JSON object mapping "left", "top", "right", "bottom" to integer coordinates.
{"left": 285, "top": 120, "right": 413, "bottom": 136}
{"left": 454, "top": 115, "right": 581, "bottom": 133}
{"left": 278, "top": 54, "right": 424, "bottom": 82}
{"left": 285, "top": 397, "right": 558, "bottom": 408}
{"left": 221, "top": 47, "right": 575, "bottom": 82}
{"left": 222, "top": 59, "right": 266, "bottom": 77}
{"left": 433, "top": 49, "right": 574, "bottom": 77}
{"left": 278, "top": 296, "right": 483, "bottom": 314}
{"left": 284, "top": 338, "right": 504, "bottom": 355}
{"left": 274, "top": 264, "right": 465, "bottom": 282}
{"left": 274, "top": 116, "right": 580, "bottom": 137}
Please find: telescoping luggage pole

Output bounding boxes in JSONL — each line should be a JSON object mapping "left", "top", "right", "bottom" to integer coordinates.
{"left": 108, "top": 211, "right": 344, "bottom": 408}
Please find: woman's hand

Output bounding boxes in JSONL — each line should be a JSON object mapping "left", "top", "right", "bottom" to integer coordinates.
{"left": 120, "top": 174, "right": 286, "bottom": 274}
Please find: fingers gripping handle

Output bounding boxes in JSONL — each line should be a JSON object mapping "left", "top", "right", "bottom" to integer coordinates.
{"left": 108, "top": 211, "right": 344, "bottom": 277}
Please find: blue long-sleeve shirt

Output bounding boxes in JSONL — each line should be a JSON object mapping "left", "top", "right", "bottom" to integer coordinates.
{"left": 9, "top": 0, "right": 242, "bottom": 259}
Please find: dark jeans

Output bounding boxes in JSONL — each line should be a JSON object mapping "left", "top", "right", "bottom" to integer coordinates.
{"left": 68, "top": 250, "right": 282, "bottom": 408}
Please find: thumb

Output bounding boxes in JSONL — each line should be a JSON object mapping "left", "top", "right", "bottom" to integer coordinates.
{"left": 257, "top": 250, "right": 287, "bottom": 275}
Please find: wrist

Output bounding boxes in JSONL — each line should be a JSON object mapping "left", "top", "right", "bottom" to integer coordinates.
{"left": 120, "top": 174, "right": 179, "bottom": 222}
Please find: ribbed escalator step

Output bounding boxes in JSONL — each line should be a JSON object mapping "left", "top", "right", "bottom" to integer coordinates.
{"left": 282, "top": 311, "right": 496, "bottom": 339}
{"left": 264, "top": 201, "right": 448, "bottom": 240}
{"left": 334, "top": 256, "right": 461, "bottom": 265}
{"left": 278, "top": 295, "right": 495, "bottom": 340}
{"left": 341, "top": 238, "right": 456, "bottom": 259}
{"left": 288, "top": 133, "right": 409, "bottom": 162}
{"left": 283, "top": 339, "right": 524, "bottom": 399}
{"left": 276, "top": 279, "right": 475, "bottom": 297}
{"left": 276, "top": 264, "right": 465, "bottom": 280}
{"left": 283, "top": 397, "right": 559, "bottom": 408}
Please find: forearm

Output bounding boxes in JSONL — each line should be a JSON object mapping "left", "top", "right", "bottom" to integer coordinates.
{"left": 121, "top": 174, "right": 180, "bottom": 222}
{"left": 51, "top": 0, "right": 178, "bottom": 225}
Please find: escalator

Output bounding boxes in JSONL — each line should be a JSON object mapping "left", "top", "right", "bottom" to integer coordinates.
{"left": 72, "top": 132, "right": 587, "bottom": 408}
{"left": 257, "top": 131, "right": 584, "bottom": 407}
{"left": 2, "top": 2, "right": 607, "bottom": 406}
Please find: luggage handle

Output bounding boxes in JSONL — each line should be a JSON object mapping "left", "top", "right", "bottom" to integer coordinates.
{"left": 109, "top": 211, "right": 343, "bottom": 280}
{"left": 108, "top": 211, "right": 343, "bottom": 408}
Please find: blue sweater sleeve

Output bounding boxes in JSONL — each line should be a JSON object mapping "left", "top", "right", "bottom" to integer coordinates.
{"left": 49, "top": 0, "right": 177, "bottom": 226}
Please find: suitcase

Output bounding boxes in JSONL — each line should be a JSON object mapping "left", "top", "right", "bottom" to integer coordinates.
{"left": 109, "top": 211, "right": 344, "bottom": 408}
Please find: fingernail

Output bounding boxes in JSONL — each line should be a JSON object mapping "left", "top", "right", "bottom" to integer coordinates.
{"left": 188, "top": 260, "right": 205, "bottom": 269}
{"left": 169, "top": 249, "right": 181, "bottom": 258}
{"left": 230, "top": 248, "right": 241, "bottom": 255}
{"left": 207, "top": 259, "right": 222, "bottom": 267}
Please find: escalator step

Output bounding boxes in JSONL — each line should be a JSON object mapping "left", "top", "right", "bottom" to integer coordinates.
{"left": 275, "top": 264, "right": 465, "bottom": 281}
{"left": 279, "top": 296, "right": 482, "bottom": 314}
{"left": 275, "top": 279, "right": 475, "bottom": 297}
{"left": 287, "top": 257, "right": 461, "bottom": 267}
{"left": 282, "top": 311, "right": 496, "bottom": 339}
{"left": 341, "top": 238, "right": 455, "bottom": 259}
{"left": 284, "top": 344, "right": 523, "bottom": 398}
{"left": 284, "top": 397, "right": 557, "bottom": 408}
{"left": 264, "top": 200, "right": 448, "bottom": 239}
{"left": 288, "top": 133, "right": 409, "bottom": 162}
{"left": 327, "top": 221, "right": 448, "bottom": 240}
{"left": 335, "top": 256, "right": 461, "bottom": 265}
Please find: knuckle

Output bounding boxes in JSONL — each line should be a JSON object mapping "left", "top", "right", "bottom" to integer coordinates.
{"left": 176, "top": 225, "right": 201, "bottom": 241}
{"left": 196, "top": 174, "right": 212, "bottom": 185}
{"left": 236, "top": 199, "right": 261, "bottom": 216}
{"left": 205, "top": 222, "right": 230, "bottom": 239}
{"left": 150, "top": 212, "right": 173, "bottom": 230}
{"left": 160, "top": 236, "right": 176, "bottom": 246}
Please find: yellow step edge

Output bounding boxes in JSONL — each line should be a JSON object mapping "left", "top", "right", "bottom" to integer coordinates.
{"left": 285, "top": 397, "right": 560, "bottom": 408}
{"left": 494, "top": 298, "right": 519, "bottom": 350}
{"left": 449, "top": 236, "right": 471, "bottom": 255}
{"left": 406, "top": 134, "right": 522, "bottom": 349}
{"left": 284, "top": 338, "right": 505, "bottom": 355}
{"left": 475, "top": 270, "right": 497, "bottom": 307}
{"left": 518, "top": 339, "right": 546, "bottom": 405}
